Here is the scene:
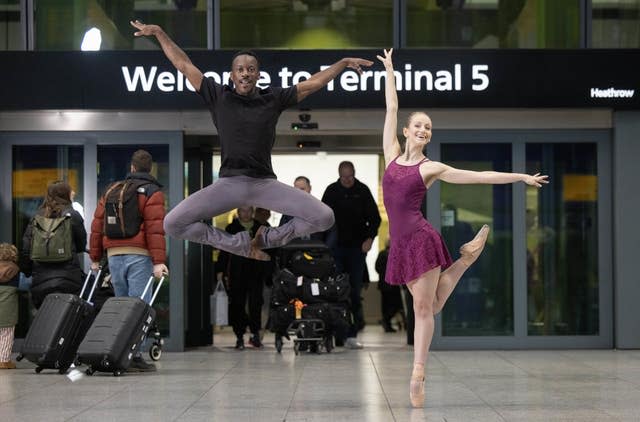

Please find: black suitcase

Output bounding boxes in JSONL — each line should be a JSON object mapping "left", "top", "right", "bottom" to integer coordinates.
{"left": 17, "top": 269, "right": 102, "bottom": 374}
{"left": 77, "top": 275, "right": 164, "bottom": 376}
{"left": 278, "top": 239, "right": 336, "bottom": 279}
{"left": 272, "top": 269, "right": 350, "bottom": 305}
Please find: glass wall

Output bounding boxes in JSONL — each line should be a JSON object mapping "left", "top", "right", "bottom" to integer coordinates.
{"left": 220, "top": 0, "right": 393, "bottom": 49}
{"left": 34, "top": 0, "right": 207, "bottom": 50}
{"left": 592, "top": 0, "right": 640, "bottom": 47}
{"left": 406, "top": 0, "right": 581, "bottom": 48}
{"left": 0, "top": 0, "right": 21, "bottom": 50}
{"left": 97, "top": 144, "right": 171, "bottom": 336}
{"left": 440, "top": 144, "right": 513, "bottom": 336}
{"left": 12, "top": 1, "right": 640, "bottom": 50}
{"left": 526, "top": 143, "right": 599, "bottom": 335}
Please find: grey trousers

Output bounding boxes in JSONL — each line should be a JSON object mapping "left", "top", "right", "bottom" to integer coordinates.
{"left": 164, "top": 175, "right": 335, "bottom": 257}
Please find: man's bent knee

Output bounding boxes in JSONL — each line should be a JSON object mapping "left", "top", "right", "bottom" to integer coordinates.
{"left": 163, "top": 210, "right": 183, "bottom": 238}
{"left": 315, "top": 204, "right": 335, "bottom": 232}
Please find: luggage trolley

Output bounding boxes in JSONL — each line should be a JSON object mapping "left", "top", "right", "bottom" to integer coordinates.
{"left": 270, "top": 240, "right": 347, "bottom": 355}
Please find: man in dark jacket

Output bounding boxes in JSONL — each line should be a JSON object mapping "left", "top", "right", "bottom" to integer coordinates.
{"left": 89, "top": 149, "right": 168, "bottom": 372}
{"left": 217, "top": 207, "right": 266, "bottom": 350}
{"left": 322, "top": 161, "right": 381, "bottom": 349}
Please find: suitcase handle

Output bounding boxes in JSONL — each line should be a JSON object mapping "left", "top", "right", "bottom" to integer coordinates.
{"left": 141, "top": 275, "right": 166, "bottom": 306}
{"left": 79, "top": 268, "right": 102, "bottom": 302}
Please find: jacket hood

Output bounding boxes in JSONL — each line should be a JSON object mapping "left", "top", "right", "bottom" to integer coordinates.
{"left": 0, "top": 261, "right": 19, "bottom": 283}
{"left": 126, "top": 172, "right": 163, "bottom": 188}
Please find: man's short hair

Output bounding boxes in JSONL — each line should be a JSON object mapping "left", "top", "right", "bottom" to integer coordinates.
{"left": 232, "top": 50, "right": 260, "bottom": 67}
{"left": 338, "top": 161, "right": 354, "bottom": 173}
{"left": 131, "top": 149, "right": 153, "bottom": 173}
{"left": 294, "top": 176, "right": 311, "bottom": 185}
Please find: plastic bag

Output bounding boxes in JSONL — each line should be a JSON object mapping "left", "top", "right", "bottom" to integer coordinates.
{"left": 210, "top": 280, "right": 228, "bottom": 326}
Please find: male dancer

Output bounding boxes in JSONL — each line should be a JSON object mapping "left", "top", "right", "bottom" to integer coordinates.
{"left": 131, "top": 20, "right": 373, "bottom": 259}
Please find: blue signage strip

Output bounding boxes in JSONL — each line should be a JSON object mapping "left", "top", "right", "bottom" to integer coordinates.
{"left": 1, "top": 49, "right": 638, "bottom": 110}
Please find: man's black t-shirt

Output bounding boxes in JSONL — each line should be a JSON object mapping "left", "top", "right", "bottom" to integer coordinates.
{"left": 198, "top": 77, "right": 298, "bottom": 179}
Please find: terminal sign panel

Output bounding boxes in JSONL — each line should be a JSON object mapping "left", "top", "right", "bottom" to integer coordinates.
{"left": 0, "top": 50, "right": 638, "bottom": 110}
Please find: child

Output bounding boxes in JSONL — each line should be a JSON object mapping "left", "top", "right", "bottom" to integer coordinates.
{"left": 0, "top": 243, "right": 20, "bottom": 369}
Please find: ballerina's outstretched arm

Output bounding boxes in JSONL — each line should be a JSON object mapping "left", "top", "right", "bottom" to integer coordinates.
{"left": 377, "top": 49, "right": 402, "bottom": 167}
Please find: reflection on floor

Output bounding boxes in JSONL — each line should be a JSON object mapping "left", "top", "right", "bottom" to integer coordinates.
{"left": 2, "top": 328, "right": 640, "bottom": 421}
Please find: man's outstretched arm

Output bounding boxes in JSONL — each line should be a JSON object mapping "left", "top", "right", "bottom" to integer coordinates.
{"left": 296, "top": 57, "right": 373, "bottom": 102}
{"left": 131, "top": 20, "right": 204, "bottom": 91}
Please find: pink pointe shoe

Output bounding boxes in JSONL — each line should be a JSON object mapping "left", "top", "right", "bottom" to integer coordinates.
{"left": 409, "top": 365, "right": 425, "bottom": 408}
{"left": 459, "top": 224, "right": 490, "bottom": 267}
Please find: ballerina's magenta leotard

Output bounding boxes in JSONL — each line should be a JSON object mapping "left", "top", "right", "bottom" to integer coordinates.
{"left": 382, "top": 156, "right": 453, "bottom": 285}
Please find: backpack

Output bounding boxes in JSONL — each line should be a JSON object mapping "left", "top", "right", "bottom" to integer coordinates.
{"left": 30, "top": 212, "right": 74, "bottom": 263}
{"left": 103, "top": 179, "right": 158, "bottom": 239}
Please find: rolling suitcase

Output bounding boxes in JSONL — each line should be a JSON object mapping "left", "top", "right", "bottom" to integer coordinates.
{"left": 17, "top": 269, "right": 102, "bottom": 374}
{"left": 77, "top": 275, "right": 164, "bottom": 376}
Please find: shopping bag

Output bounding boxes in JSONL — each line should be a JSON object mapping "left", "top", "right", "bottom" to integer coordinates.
{"left": 210, "top": 280, "right": 228, "bottom": 326}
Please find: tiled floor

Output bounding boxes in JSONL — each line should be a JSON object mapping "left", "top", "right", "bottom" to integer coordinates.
{"left": 2, "top": 328, "right": 640, "bottom": 421}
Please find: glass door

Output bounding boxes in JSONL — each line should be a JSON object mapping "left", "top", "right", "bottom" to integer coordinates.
{"left": 439, "top": 143, "right": 514, "bottom": 336}
{"left": 12, "top": 144, "right": 85, "bottom": 337}
{"left": 429, "top": 130, "right": 611, "bottom": 349}
{"left": 1, "top": 131, "right": 184, "bottom": 351}
{"left": 97, "top": 144, "right": 171, "bottom": 338}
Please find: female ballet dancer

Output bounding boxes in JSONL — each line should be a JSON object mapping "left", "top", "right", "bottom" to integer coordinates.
{"left": 377, "top": 48, "right": 548, "bottom": 408}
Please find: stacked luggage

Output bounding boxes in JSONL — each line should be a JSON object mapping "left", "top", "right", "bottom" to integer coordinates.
{"left": 269, "top": 240, "right": 350, "bottom": 354}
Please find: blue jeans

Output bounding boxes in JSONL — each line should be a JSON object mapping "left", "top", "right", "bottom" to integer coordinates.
{"left": 108, "top": 254, "right": 154, "bottom": 356}
{"left": 108, "top": 254, "right": 154, "bottom": 303}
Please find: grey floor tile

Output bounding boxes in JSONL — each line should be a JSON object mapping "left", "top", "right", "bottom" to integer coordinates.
{"left": 2, "top": 331, "right": 640, "bottom": 422}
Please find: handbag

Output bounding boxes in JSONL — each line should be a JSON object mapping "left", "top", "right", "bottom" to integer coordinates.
{"left": 210, "top": 279, "right": 228, "bottom": 326}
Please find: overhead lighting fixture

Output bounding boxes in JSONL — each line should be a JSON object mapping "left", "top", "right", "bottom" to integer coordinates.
{"left": 81, "top": 27, "right": 102, "bottom": 51}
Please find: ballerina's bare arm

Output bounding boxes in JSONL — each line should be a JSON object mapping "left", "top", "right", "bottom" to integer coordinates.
{"left": 377, "top": 49, "right": 402, "bottom": 167}
{"left": 422, "top": 161, "right": 549, "bottom": 187}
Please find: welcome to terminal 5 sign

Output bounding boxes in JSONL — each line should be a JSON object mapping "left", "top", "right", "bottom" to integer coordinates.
{"left": 1, "top": 49, "right": 638, "bottom": 110}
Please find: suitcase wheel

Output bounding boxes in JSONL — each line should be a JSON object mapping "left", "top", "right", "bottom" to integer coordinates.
{"left": 16, "top": 354, "right": 23, "bottom": 362}
{"left": 35, "top": 366, "right": 43, "bottom": 374}
{"left": 149, "top": 343, "right": 162, "bottom": 361}
{"left": 113, "top": 370, "right": 123, "bottom": 377}
{"left": 85, "top": 368, "right": 95, "bottom": 376}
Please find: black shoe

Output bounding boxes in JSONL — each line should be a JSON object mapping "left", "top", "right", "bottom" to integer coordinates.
{"left": 127, "top": 356, "right": 156, "bottom": 372}
{"left": 235, "top": 338, "right": 245, "bottom": 350}
{"left": 248, "top": 335, "right": 263, "bottom": 348}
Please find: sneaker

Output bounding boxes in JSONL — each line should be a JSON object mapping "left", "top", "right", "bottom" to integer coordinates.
{"left": 0, "top": 361, "right": 16, "bottom": 369}
{"left": 248, "top": 334, "right": 263, "bottom": 348}
{"left": 127, "top": 357, "right": 156, "bottom": 372}
{"left": 344, "top": 337, "right": 364, "bottom": 349}
{"left": 235, "top": 338, "right": 245, "bottom": 350}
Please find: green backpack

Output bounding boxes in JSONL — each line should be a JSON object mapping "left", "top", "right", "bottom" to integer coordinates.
{"left": 30, "top": 212, "right": 74, "bottom": 263}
